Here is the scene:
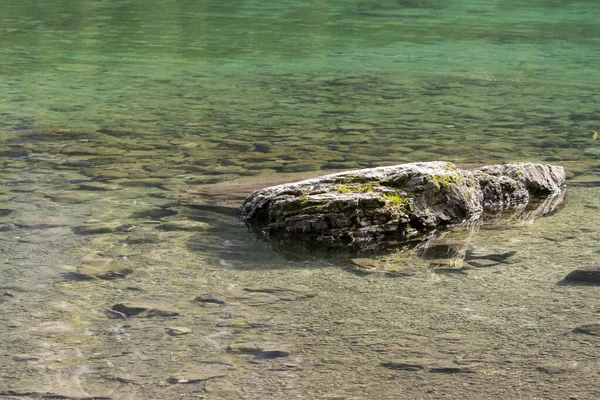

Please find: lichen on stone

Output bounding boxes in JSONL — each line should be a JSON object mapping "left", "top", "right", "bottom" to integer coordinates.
{"left": 240, "top": 161, "right": 566, "bottom": 250}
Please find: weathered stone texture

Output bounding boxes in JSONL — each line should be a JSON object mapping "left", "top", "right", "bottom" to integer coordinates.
{"left": 240, "top": 162, "right": 565, "bottom": 248}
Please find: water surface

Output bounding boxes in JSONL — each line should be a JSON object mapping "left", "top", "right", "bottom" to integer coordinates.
{"left": 1, "top": 1, "right": 599, "bottom": 399}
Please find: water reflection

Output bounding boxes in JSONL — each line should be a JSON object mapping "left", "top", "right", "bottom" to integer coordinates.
{"left": 233, "top": 188, "right": 567, "bottom": 273}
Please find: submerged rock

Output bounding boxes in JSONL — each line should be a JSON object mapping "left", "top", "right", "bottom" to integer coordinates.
{"left": 107, "top": 302, "right": 179, "bottom": 318}
{"left": 380, "top": 361, "right": 425, "bottom": 372}
{"left": 560, "top": 267, "right": 600, "bottom": 284}
{"left": 166, "top": 326, "right": 192, "bottom": 336}
{"left": 226, "top": 342, "right": 292, "bottom": 359}
{"left": 380, "top": 359, "right": 477, "bottom": 374}
{"left": 241, "top": 162, "right": 565, "bottom": 249}
{"left": 242, "top": 285, "right": 317, "bottom": 301}
{"left": 166, "top": 365, "right": 226, "bottom": 384}
{"left": 572, "top": 323, "right": 600, "bottom": 336}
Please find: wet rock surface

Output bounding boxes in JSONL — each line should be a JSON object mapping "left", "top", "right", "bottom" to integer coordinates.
{"left": 241, "top": 162, "right": 566, "bottom": 249}
{"left": 572, "top": 323, "right": 600, "bottom": 336}
{"left": 560, "top": 267, "right": 600, "bottom": 284}
{"left": 380, "top": 361, "right": 425, "bottom": 371}
{"left": 107, "top": 302, "right": 179, "bottom": 318}
{"left": 166, "top": 326, "right": 192, "bottom": 336}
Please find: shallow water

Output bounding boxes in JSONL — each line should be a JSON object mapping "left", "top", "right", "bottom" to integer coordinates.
{"left": 1, "top": 1, "right": 599, "bottom": 399}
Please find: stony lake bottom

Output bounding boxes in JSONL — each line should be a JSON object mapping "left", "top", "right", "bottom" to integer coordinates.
{"left": 1, "top": 1, "right": 600, "bottom": 399}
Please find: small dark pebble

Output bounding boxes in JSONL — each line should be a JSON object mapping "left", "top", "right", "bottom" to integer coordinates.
{"left": 431, "top": 267, "right": 467, "bottom": 275}
{"left": 384, "top": 271, "right": 416, "bottom": 278}
{"left": 60, "top": 272, "right": 97, "bottom": 282}
{"left": 255, "top": 350, "right": 291, "bottom": 359}
{"left": 125, "top": 286, "right": 145, "bottom": 291}
{"left": 572, "top": 323, "right": 600, "bottom": 337}
{"left": 559, "top": 267, "right": 600, "bottom": 285}
{"left": 106, "top": 376, "right": 139, "bottom": 385}
{"left": 428, "top": 367, "right": 475, "bottom": 374}
{"left": 226, "top": 345, "right": 263, "bottom": 354}
{"left": 97, "top": 270, "right": 129, "bottom": 280}
{"left": 111, "top": 304, "right": 146, "bottom": 317}
{"left": 536, "top": 365, "right": 567, "bottom": 375}
{"left": 194, "top": 296, "right": 227, "bottom": 305}
{"left": 110, "top": 303, "right": 179, "bottom": 318}
{"left": 380, "top": 362, "right": 425, "bottom": 372}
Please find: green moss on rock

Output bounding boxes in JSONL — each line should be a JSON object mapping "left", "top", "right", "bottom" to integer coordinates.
{"left": 382, "top": 192, "right": 410, "bottom": 207}
{"left": 335, "top": 182, "right": 379, "bottom": 194}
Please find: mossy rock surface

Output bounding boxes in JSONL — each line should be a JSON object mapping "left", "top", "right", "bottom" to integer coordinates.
{"left": 241, "top": 161, "right": 566, "bottom": 249}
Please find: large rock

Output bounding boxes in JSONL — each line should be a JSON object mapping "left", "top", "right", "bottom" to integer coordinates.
{"left": 240, "top": 162, "right": 565, "bottom": 249}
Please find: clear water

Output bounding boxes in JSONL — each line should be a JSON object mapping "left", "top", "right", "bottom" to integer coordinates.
{"left": 1, "top": 1, "right": 599, "bottom": 399}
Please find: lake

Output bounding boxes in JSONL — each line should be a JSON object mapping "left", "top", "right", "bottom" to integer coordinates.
{"left": 1, "top": 1, "right": 599, "bottom": 399}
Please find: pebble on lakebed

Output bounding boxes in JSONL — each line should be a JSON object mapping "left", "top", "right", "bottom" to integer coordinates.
{"left": 572, "top": 324, "right": 600, "bottom": 336}
{"left": 166, "top": 327, "right": 192, "bottom": 336}
{"left": 559, "top": 267, "right": 600, "bottom": 285}
{"left": 107, "top": 302, "right": 179, "bottom": 318}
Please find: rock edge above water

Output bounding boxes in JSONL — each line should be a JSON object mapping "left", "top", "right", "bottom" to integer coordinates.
{"left": 240, "top": 161, "right": 565, "bottom": 249}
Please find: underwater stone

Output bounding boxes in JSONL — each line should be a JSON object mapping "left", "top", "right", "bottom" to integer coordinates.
{"left": 240, "top": 161, "right": 566, "bottom": 249}
{"left": 561, "top": 267, "right": 600, "bottom": 284}
{"left": 380, "top": 362, "right": 425, "bottom": 372}
{"left": 166, "top": 326, "right": 192, "bottom": 336}
{"left": 572, "top": 323, "right": 600, "bottom": 336}
{"left": 108, "top": 302, "right": 179, "bottom": 318}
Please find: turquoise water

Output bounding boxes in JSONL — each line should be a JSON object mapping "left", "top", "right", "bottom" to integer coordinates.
{"left": 2, "top": 1, "right": 600, "bottom": 157}
{"left": 1, "top": 1, "right": 600, "bottom": 399}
